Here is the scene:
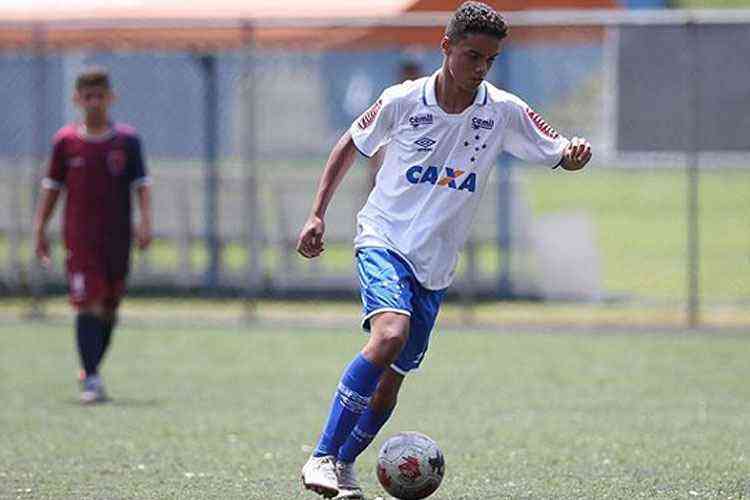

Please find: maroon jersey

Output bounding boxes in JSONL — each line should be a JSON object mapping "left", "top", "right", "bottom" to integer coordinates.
{"left": 44, "top": 123, "right": 149, "bottom": 279}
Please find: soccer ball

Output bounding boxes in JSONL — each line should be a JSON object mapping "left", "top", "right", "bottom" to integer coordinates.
{"left": 376, "top": 432, "right": 445, "bottom": 499}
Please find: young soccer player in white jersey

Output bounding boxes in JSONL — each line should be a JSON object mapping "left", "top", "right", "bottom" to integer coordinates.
{"left": 298, "top": 2, "right": 592, "bottom": 498}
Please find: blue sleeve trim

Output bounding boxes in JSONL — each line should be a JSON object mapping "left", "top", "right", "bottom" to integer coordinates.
{"left": 352, "top": 139, "right": 374, "bottom": 159}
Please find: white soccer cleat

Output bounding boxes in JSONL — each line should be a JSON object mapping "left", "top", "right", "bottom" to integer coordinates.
{"left": 301, "top": 455, "right": 339, "bottom": 498}
{"left": 334, "top": 461, "right": 364, "bottom": 499}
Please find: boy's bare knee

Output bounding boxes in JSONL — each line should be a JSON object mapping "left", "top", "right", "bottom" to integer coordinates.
{"left": 363, "top": 313, "right": 410, "bottom": 367}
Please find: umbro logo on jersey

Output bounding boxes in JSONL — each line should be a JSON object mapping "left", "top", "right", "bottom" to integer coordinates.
{"left": 414, "top": 137, "right": 436, "bottom": 151}
{"left": 409, "top": 113, "right": 434, "bottom": 128}
{"left": 405, "top": 165, "right": 477, "bottom": 193}
{"left": 471, "top": 117, "right": 495, "bottom": 130}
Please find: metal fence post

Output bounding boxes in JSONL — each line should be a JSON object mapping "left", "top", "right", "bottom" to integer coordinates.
{"left": 178, "top": 177, "right": 193, "bottom": 288}
{"left": 686, "top": 20, "right": 701, "bottom": 328}
{"left": 241, "top": 25, "right": 263, "bottom": 306}
{"left": 28, "top": 26, "right": 48, "bottom": 319}
{"left": 497, "top": 156, "right": 513, "bottom": 299}
{"left": 197, "top": 54, "right": 221, "bottom": 290}
{"left": 494, "top": 53, "right": 514, "bottom": 299}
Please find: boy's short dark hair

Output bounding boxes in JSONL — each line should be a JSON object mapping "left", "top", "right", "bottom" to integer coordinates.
{"left": 445, "top": 2, "right": 509, "bottom": 44}
{"left": 75, "top": 67, "right": 111, "bottom": 91}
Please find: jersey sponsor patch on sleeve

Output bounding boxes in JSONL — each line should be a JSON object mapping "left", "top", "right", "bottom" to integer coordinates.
{"left": 358, "top": 99, "right": 383, "bottom": 130}
{"left": 527, "top": 108, "right": 560, "bottom": 139}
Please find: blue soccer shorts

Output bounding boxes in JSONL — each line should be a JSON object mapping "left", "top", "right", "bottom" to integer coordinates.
{"left": 356, "top": 247, "right": 446, "bottom": 375}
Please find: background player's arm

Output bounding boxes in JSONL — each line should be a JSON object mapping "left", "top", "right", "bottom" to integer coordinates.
{"left": 33, "top": 187, "right": 61, "bottom": 268}
{"left": 296, "top": 131, "right": 359, "bottom": 259}
{"left": 34, "top": 137, "right": 67, "bottom": 268}
{"left": 135, "top": 184, "right": 152, "bottom": 250}
{"left": 127, "top": 135, "right": 153, "bottom": 250}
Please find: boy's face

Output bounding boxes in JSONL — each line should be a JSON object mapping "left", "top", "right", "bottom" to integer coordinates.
{"left": 74, "top": 85, "right": 113, "bottom": 120}
{"left": 442, "top": 33, "right": 502, "bottom": 93}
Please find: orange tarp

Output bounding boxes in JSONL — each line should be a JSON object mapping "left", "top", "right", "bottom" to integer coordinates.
{"left": 0, "top": 0, "right": 619, "bottom": 51}
{"left": 357, "top": 0, "right": 620, "bottom": 46}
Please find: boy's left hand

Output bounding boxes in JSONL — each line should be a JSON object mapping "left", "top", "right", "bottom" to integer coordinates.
{"left": 558, "top": 137, "right": 592, "bottom": 171}
{"left": 136, "top": 220, "right": 153, "bottom": 250}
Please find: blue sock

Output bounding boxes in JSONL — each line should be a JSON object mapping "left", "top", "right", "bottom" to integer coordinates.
{"left": 338, "top": 406, "right": 395, "bottom": 464}
{"left": 314, "top": 353, "right": 384, "bottom": 457}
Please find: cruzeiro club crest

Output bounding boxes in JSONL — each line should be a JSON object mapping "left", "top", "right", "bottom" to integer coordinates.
{"left": 107, "top": 150, "right": 127, "bottom": 176}
{"left": 414, "top": 137, "right": 436, "bottom": 152}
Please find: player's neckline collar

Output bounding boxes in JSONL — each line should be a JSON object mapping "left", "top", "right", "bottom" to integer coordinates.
{"left": 76, "top": 123, "right": 116, "bottom": 143}
{"left": 421, "top": 70, "right": 488, "bottom": 112}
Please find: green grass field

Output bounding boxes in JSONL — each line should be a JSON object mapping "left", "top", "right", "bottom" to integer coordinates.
{"left": 2, "top": 321, "right": 749, "bottom": 499}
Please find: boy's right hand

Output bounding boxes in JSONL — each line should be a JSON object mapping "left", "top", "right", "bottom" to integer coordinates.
{"left": 297, "top": 215, "right": 325, "bottom": 259}
{"left": 34, "top": 232, "right": 51, "bottom": 269}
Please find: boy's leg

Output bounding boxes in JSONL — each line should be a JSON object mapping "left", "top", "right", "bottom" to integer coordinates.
{"left": 302, "top": 348, "right": 387, "bottom": 498}
{"left": 69, "top": 268, "right": 120, "bottom": 404}
{"left": 313, "top": 312, "right": 409, "bottom": 457}
{"left": 76, "top": 302, "right": 108, "bottom": 404}
{"left": 333, "top": 309, "right": 414, "bottom": 500}
{"left": 69, "top": 269, "right": 105, "bottom": 378}
{"left": 91, "top": 276, "right": 124, "bottom": 374}
{"left": 337, "top": 283, "right": 445, "bottom": 469}
{"left": 335, "top": 369, "right": 403, "bottom": 498}
{"left": 76, "top": 304, "right": 105, "bottom": 378}
{"left": 306, "top": 313, "right": 408, "bottom": 499}
{"left": 337, "top": 358, "right": 403, "bottom": 465}
{"left": 100, "top": 312, "right": 116, "bottom": 363}
{"left": 313, "top": 248, "right": 414, "bottom": 459}
{"left": 98, "top": 291, "right": 121, "bottom": 369}
{"left": 313, "top": 352, "right": 385, "bottom": 458}
{"left": 303, "top": 248, "right": 414, "bottom": 498}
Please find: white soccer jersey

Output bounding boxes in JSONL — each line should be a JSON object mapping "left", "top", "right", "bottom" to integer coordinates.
{"left": 350, "top": 70, "right": 570, "bottom": 290}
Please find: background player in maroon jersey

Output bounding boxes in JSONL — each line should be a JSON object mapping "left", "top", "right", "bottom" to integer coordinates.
{"left": 32, "top": 68, "right": 153, "bottom": 404}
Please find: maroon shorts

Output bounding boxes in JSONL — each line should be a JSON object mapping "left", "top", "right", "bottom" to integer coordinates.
{"left": 66, "top": 258, "right": 127, "bottom": 309}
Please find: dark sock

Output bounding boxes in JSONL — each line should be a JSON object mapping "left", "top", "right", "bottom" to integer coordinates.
{"left": 76, "top": 313, "right": 104, "bottom": 377}
{"left": 99, "top": 317, "right": 116, "bottom": 365}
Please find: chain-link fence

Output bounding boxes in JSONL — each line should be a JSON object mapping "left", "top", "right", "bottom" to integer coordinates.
{"left": 1, "top": 10, "right": 748, "bottom": 328}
